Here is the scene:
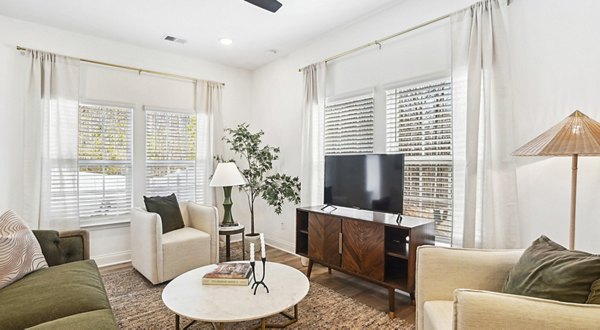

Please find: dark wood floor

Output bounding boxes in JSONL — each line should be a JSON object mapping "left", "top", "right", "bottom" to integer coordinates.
{"left": 100, "top": 244, "right": 416, "bottom": 326}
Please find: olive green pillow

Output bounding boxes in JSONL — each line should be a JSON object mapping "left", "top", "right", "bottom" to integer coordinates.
{"left": 588, "top": 279, "right": 600, "bottom": 304}
{"left": 502, "top": 235, "right": 600, "bottom": 303}
{"left": 143, "top": 193, "right": 185, "bottom": 234}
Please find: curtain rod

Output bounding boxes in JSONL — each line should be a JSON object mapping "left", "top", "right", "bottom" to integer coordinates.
{"left": 297, "top": 0, "right": 513, "bottom": 72}
{"left": 297, "top": 13, "right": 449, "bottom": 72}
{"left": 16, "top": 45, "right": 225, "bottom": 87}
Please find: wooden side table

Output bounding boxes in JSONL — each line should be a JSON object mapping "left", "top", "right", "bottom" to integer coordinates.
{"left": 218, "top": 225, "right": 245, "bottom": 261}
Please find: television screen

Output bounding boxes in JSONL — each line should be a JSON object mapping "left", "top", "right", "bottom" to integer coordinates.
{"left": 324, "top": 154, "right": 404, "bottom": 214}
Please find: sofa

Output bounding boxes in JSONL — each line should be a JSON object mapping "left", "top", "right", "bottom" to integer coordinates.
{"left": 0, "top": 229, "right": 117, "bottom": 329}
{"left": 416, "top": 245, "right": 600, "bottom": 329}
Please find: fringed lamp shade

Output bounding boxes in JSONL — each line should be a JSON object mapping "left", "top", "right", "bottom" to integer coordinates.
{"left": 513, "top": 110, "right": 600, "bottom": 251}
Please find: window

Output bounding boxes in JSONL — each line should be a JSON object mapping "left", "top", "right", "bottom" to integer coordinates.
{"left": 78, "top": 104, "right": 133, "bottom": 222}
{"left": 386, "top": 79, "right": 453, "bottom": 243}
{"left": 145, "top": 110, "right": 198, "bottom": 202}
{"left": 324, "top": 93, "right": 374, "bottom": 155}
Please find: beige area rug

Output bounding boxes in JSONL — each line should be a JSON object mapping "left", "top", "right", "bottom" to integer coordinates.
{"left": 102, "top": 242, "right": 412, "bottom": 329}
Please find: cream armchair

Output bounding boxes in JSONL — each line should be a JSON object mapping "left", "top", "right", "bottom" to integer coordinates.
{"left": 131, "top": 201, "right": 219, "bottom": 285}
{"left": 416, "top": 246, "right": 600, "bottom": 330}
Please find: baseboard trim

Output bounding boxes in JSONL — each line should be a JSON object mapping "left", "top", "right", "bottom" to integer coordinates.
{"left": 93, "top": 251, "right": 131, "bottom": 268}
{"left": 265, "top": 237, "right": 295, "bottom": 254}
{"left": 92, "top": 238, "right": 296, "bottom": 268}
{"left": 227, "top": 236, "right": 298, "bottom": 258}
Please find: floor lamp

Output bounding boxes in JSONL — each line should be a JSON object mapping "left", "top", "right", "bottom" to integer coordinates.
{"left": 513, "top": 110, "right": 600, "bottom": 250}
{"left": 210, "top": 162, "right": 246, "bottom": 227}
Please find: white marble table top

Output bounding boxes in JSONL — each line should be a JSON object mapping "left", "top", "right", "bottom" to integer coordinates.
{"left": 161, "top": 261, "right": 310, "bottom": 323}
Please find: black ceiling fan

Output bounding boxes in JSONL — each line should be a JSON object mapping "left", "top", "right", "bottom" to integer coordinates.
{"left": 244, "top": 0, "right": 283, "bottom": 13}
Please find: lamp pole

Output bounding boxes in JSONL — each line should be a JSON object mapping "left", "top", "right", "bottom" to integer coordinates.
{"left": 569, "top": 154, "right": 578, "bottom": 251}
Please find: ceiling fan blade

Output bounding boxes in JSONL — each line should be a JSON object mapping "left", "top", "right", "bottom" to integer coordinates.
{"left": 244, "top": 0, "right": 282, "bottom": 13}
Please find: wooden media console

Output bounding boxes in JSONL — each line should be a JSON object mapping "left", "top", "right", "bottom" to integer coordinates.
{"left": 296, "top": 205, "right": 434, "bottom": 318}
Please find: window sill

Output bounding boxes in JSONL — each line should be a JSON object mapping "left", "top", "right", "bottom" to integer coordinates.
{"left": 81, "top": 219, "right": 130, "bottom": 230}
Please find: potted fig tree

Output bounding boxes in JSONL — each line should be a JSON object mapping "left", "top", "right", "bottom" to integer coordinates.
{"left": 217, "top": 123, "right": 301, "bottom": 251}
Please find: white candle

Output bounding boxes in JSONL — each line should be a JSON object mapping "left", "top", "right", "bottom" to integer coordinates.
{"left": 260, "top": 233, "right": 266, "bottom": 258}
{"left": 250, "top": 243, "right": 255, "bottom": 262}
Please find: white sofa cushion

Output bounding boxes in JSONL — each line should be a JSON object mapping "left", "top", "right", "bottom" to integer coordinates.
{"left": 454, "top": 289, "right": 600, "bottom": 329}
{"left": 423, "top": 300, "right": 453, "bottom": 330}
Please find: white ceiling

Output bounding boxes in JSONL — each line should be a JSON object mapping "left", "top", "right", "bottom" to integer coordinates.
{"left": 0, "top": 0, "right": 403, "bottom": 70}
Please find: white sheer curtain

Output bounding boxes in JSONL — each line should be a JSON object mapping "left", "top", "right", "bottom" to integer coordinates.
{"left": 451, "top": 0, "right": 520, "bottom": 248}
{"left": 300, "top": 63, "right": 327, "bottom": 206}
{"left": 195, "top": 80, "right": 223, "bottom": 206}
{"left": 23, "top": 50, "right": 80, "bottom": 230}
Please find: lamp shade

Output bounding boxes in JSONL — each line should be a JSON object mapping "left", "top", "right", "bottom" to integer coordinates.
{"left": 209, "top": 162, "right": 246, "bottom": 187}
{"left": 512, "top": 110, "right": 600, "bottom": 251}
{"left": 513, "top": 110, "right": 600, "bottom": 156}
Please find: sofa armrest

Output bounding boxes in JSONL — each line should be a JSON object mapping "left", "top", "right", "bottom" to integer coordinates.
{"left": 185, "top": 202, "right": 219, "bottom": 264}
{"left": 454, "top": 289, "right": 600, "bottom": 329}
{"left": 32, "top": 229, "right": 89, "bottom": 266}
{"left": 416, "top": 246, "right": 523, "bottom": 329}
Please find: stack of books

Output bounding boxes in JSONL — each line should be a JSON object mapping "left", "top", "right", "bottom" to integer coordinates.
{"left": 202, "top": 262, "right": 253, "bottom": 286}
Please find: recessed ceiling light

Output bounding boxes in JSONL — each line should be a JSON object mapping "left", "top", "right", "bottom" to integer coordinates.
{"left": 219, "top": 38, "right": 233, "bottom": 46}
{"left": 265, "top": 49, "right": 278, "bottom": 55}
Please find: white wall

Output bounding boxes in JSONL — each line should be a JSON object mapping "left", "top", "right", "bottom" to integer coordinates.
{"left": 509, "top": 0, "right": 600, "bottom": 253}
{"left": 0, "top": 15, "right": 253, "bottom": 266}
{"left": 250, "top": 0, "right": 600, "bottom": 254}
{"left": 0, "top": 43, "right": 26, "bottom": 215}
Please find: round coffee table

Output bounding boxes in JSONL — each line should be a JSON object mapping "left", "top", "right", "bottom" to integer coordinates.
{"left": 162, "top": 262, "right": 310, "bottom": 330}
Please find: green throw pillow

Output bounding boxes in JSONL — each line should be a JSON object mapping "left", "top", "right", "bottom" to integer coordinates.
{"left": 502, "top": 235, "right": 600, "bottom": 303}
{"left": 588, "top": 278, "right": 600, "bottom": 304}
{"left": 143, "top": 193, "right": 185, "bottom": 234}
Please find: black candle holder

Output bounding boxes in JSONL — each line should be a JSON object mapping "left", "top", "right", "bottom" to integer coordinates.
{"left": 250, "top": 257, "right": 269, "bottom": 295}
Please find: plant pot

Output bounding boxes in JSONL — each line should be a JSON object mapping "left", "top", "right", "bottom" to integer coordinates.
{"left": 245, "top": 233, "right": 261, "bottom": 253}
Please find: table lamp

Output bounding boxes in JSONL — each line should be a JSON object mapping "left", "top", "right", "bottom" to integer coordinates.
{"left": 210, "top": 162, "right": 246, "bottom": 226}
{"left": 513, "top": 110, "right": 600, "bottom": 250}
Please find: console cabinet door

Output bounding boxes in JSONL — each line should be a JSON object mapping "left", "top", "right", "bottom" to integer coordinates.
{"left": 342, "top": 219, "right": 384, "bottom": 281}
{"left": 308, "top": 213, "right": 341, "bottom": 267}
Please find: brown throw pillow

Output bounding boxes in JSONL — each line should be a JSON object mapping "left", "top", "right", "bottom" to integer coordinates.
{"left": 143, "top": 193, "right": 185, "bottom": 234}
{"left": 502, "top": 235, "right": 600, "bottom": 303}
{"left": 0, "top": 210, "right": 48, "bottom": 289}
{"left": 588, "top": 279, "right": 600, "bottom": 304}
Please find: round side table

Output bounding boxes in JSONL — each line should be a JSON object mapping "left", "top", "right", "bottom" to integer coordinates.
{"left": 218, "top": 224, "right": 245, "bottom": 261}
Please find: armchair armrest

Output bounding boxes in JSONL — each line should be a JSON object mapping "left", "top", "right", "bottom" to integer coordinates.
{"left": 454, "top": 289, "right": 600, "bottom": 329}
{"left": 130, "top": 208, "right": 163, "bottom": 284}
{"left": 416, "top": 246, "right": 523, "bottom": 329}
{"left": 185, "top": 202, "right": 219, "bottom": 264}
{"left": 32, "top": 229, "right": 89, "bottom": 266}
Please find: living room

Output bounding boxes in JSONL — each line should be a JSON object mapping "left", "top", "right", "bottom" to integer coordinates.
{"left": 1, "top": 0, "right": 600, "bottom": 329}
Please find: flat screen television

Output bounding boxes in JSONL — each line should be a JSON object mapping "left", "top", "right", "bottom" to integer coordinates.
{"left": 324, "top": 154, "right": 404, "bottom": 214}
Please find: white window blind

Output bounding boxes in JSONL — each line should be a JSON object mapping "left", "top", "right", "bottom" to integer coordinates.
{"left": 78, "top": 104, "right": 133, "bottom": 222}
{"left": 145, "top": 110, "right": 198, "bottom": 202}
{"left": 385, "top": 79, "right": 453, "bottom": 243}
{"left": 324, "top": 93, "right": 374, "bottom": 155}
